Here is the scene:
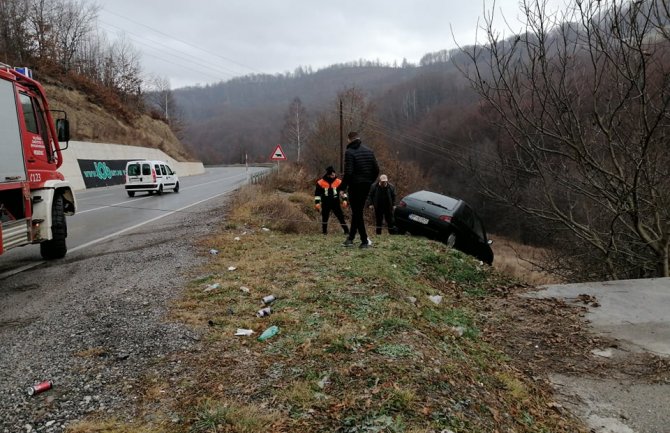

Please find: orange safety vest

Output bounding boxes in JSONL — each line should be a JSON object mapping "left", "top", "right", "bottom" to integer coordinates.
{"left": 316, "top": 178, "right": 342, "bottom": 200}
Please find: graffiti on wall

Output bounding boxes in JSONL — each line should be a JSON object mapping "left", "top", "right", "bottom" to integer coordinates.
{"left": 77, "top": 159, "right": 132, "bottom": 188}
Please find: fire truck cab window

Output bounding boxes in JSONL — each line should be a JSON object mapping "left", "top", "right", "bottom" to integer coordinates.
{"left": 19, "top": 93, "right": 39, "bottom": 134}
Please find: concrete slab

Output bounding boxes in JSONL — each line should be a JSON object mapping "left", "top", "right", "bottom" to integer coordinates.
{"left": 528, "top": 277, "right": 670, "bottom": 433}
{"left": 529, "top": 277, "right": 670, "bottom": 356}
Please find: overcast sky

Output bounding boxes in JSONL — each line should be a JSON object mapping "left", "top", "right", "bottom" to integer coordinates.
{"left": 90, "top": 0, "right": 568, "bottom": 89}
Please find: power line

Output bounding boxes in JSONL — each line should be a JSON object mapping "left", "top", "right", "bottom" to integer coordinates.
{"left": 97, "top": 20, "right": 245, "bottom": 82}
{"left": 99, "top": 7, "right": 261, "bottom": 75}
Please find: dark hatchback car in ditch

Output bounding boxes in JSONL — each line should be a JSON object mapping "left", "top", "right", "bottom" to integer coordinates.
{"left": 393, "top": 190, "right": 494, "bottom": 264}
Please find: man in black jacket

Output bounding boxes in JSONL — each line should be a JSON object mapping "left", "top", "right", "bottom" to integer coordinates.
{"left": 367, "top": 174, "right": 397, "bottom": 235}
{"left": 341, "top": 131, "right": 379, "bottom": 248}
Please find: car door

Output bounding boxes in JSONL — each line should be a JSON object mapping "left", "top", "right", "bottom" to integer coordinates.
{"left": 471, "top": 215, "right": 493, "bottom": 263}
{"left": 455, "top": 204, "right": 479, "bottom": 255}
{"left": 162, "top": 164, "right": 171, "bottom": 186}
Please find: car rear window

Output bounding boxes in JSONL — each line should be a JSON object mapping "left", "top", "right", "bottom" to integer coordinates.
{"left": 127, "top": 163, "right": 141, "bottom": 176}
{"left": 410, "top": 191, "right": 459, "bottom": 210}
{"left": 142, "top": 163, "right": 151, "bottom": 175}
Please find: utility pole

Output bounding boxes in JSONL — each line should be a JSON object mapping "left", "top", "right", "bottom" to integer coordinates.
{"left": 339, "top": 99, "right": 343, "bottom": 173}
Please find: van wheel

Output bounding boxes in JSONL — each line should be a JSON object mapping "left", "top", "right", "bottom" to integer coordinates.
{"left": 157, "top": 185, "right": 163, "bottom": 195}
{"left": 127, "top": 191, "right": 135, "bottom": 197}
{"left": 173, "top": 182, "right": 179, "bottom": 193}
{"left": 40, "top": 194, "right": 67, "bottom": 260}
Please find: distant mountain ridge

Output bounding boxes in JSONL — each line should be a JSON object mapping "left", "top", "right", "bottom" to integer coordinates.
{"left": 173, "top": 58, "right": 467, "bottom": 164}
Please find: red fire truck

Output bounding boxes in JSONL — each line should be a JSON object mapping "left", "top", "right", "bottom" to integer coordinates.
{"left": 0, "top": 64, "right": 76, "bottom": 259}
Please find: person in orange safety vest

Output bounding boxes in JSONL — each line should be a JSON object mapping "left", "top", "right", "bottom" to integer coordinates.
{"left": 314, "top": 166, "right": 349, "bottom": 235}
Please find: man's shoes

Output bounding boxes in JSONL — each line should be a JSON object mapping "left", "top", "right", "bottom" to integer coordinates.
{"left": 359, "top": 239, "right": 373, "bottom": 249}
{"left": 342, "top": 238, "right": 354, "bottom": 247}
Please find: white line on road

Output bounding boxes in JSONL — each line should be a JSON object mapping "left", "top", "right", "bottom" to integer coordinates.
{"left": 0, "top": 262, "right": 45, "bottom": 280}
{"left": 69, "top": 187, "right": 237, "bottom": 253}
{"left": 76, "top": 173, "right": 248, "bottom": 215}
{"left": 0, "top": 186, "right": 239, "bottom": 280}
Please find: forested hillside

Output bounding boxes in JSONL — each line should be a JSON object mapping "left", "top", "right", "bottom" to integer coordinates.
{"left": 2, "top": 0, "right": 669, "bottom": 280}
{"left": 174, "top": 0, "right": 670, "bottom": 282}
{"left": 0, "top": 0, "right": 192, "bottom": 160}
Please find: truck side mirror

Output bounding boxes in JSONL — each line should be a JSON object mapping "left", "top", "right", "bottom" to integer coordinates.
{"left": 56, "top": 118, "right": 70, "bottom": 145}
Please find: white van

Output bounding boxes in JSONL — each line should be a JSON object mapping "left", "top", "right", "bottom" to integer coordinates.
{"left": 124, "top": 160, "right": 180, "bottom": 197}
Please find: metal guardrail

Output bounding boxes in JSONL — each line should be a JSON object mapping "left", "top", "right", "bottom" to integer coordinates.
{"left": 248, "top": 165, "right": 278, "bottom": 185}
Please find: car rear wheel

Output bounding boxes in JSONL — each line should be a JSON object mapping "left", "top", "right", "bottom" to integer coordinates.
{"left": 173, "top": 182, "right": 180, "bottom": 193}
{"left": 127, "top": 191, "right": 135, "bottom": 197}
{"left": 157, "top": 185, "right": 163, "bottom": 195}
{"left": 446, "top": 233, "right": 457, "bottom": 248}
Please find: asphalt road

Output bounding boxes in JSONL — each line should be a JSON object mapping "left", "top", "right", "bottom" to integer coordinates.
{"left": 529, "top": 278, "right": 670, "bottom": 433}
{"left": 0, "top": 166, "right": 271, "bottom": 431}
{"left": 0, "top": 166, "right": 267, "bottom": 279}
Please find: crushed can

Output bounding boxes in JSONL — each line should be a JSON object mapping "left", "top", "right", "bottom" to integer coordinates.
{"left": 256, "top": 307, "right": 272, "bottom": 318}
{"left": 262, "top": 295, "right": 276, "bottom": 305}
{"left": 27, "top": 380, "right": 53, "bottom": 396}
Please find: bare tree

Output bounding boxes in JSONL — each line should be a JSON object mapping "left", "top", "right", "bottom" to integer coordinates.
{"left": 304, "top": 87, "right": 380, "bottom": 175}
{"left": 145, "top": 75, "right": 172, "bottom": 118}
{"left": 460, "top": 0, "right": 670, "bottom": 279}
{"left": 280, "top": 97, "right": 308, "bottom": 163}
{"left": 0, "top": 0, "right": 31, "bottom": 63}
{"left": 101, "top": 34, "right": 142, "bottom": 97}
{"left": 52, "top": 0, "right": 99, "bottom": 70}
{"left": 144, "top": 75, "right": 186, "bottom": 137}
{"left": 26, "top": 0, "right": 58, "bottom": 61}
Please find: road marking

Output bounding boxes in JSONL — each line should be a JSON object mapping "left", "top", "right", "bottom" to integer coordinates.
{"left": 76, "top": 172, "right": 249, "bottom": 214}
{"left": 0, "top": 262, "right": 45, "bottom": 280}
{"left": 75, "top": 191, "right": 119, "bottom": 201}
{"left": 69, "top": 187, "right": 237, "bottom": 253}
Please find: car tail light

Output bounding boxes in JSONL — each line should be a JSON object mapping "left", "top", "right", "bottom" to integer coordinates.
{"left": 398, "top": 200, "right": 407, "bottom": 207}
{"left": 152, "top": 168, "right": 156, "bottom": 182}
{"left": 439, "top": 215, "right": 452, "bottom": 222}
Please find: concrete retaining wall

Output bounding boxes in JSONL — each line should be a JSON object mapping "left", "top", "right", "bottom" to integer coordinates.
{"left": 58, "top": 141, "right": 205, "bottom": 191}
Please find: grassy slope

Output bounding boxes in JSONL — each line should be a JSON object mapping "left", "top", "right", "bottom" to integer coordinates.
{"left": 68, "top": 170, "right": 590, "bottom": 433}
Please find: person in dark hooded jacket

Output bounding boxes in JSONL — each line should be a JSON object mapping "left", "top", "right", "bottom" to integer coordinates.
{"left": 314, "top": 166, "right": 349, "bottom": 235}
{"left": 341, "top": 131, "right": 379, "bottom": 248}
{"left": 367, "top": 174, "right": 397, "bottom": 235}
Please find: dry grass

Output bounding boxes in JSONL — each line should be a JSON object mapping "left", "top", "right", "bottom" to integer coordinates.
{"left": 67, "top": 166, "right": 594, "bottom": 433}
{"left": 157, "top": 232, "right": 585, "bottom": 432}
{"left": 490, "top": 235, "right": 562, "bottom": 286}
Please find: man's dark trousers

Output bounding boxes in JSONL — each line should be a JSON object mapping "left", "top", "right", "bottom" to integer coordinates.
{"left": 347, "top": 183, "right": 371, "bottom": 244}
{"left": 375, "top": 206, "right": 394, "bottom": 235}
{"left": 322, "top": 202, "right": 348, "bottom": 234}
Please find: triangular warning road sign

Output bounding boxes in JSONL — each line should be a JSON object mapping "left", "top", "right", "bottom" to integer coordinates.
{"left": 270, "top": 144, "right": 287, "bottom": 160}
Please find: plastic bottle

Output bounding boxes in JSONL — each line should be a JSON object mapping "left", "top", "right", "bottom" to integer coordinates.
{"left": 257, "top": 325, "right": 279, "bottom": 341}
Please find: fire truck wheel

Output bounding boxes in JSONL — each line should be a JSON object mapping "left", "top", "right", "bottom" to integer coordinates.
{"left": 40, "top": 194, "right": 67, "bottom": 260}
{"left": 157, "top": 185, "right": 164, "bottom": 195}
{"left": 127, "top": 191, "right": 135, "bottom": 197}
